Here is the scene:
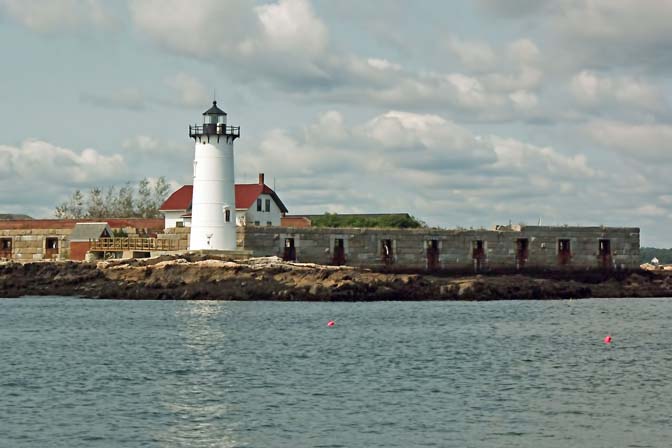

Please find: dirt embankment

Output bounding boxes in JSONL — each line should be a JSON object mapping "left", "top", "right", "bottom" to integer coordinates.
{"left": 1, "top": 255, "right": 671, "bottom": 301}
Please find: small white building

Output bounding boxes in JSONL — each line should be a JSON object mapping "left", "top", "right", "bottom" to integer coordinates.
{"left": 160, "top": 173, "right": 288, "bottom": 229}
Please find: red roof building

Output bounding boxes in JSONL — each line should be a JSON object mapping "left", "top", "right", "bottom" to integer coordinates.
{"left": 160, "top": 173, "right": 288, "bottom": 228}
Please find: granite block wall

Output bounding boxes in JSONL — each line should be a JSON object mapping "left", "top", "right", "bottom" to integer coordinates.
{"left": 238, "top": 226, "right": 640, "bottom": 271}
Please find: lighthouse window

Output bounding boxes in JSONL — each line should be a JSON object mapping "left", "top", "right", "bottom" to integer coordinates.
{"left": 257, "top": 198, "right": 262, "bottom": 212}
{"left": 225, "top": 209, "right": 231, "bottom": 222}
{"left": 265, "top": 199, "right": 271, "bottom": 212}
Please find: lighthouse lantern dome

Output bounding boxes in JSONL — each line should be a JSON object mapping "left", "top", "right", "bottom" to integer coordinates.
{"left": 203, "top": 101, "right": 227, "bottom": 125}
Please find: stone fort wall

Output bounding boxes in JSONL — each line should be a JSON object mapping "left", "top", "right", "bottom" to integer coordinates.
{"left": 1, "top": 222, "right": 641, "bottom": 270}
{"left": 238, "top": 226, "right": 640, "bottom": 271}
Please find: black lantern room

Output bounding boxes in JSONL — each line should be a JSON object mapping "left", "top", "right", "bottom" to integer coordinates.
{"left": 189, "top": 101, "right": 240, "bottom": 143}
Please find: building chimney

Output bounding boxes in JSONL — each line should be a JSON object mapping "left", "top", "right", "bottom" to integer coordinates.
{"left": 258, "top": 173, "right": 265, "bottom": 185}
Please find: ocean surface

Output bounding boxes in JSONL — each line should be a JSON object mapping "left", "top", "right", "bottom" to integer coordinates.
{"left": 1, "top": 297, "right": 672, "bottom": 448}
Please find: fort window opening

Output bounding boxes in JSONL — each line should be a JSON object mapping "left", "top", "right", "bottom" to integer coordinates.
{"left": 558, "top": 239, "right": 571, "bottom": 265}
{"left": 45, "top": 237, "right": 59, "bottom": 258}
{"left": 0, "top": 238, "right": 11, "bottom": 258}
{"left": 599, "top": 239, "right": 612, "bottom": 268}
{"left": 283, "top": 238, "right": 296, "bottom": 262}
{"left": 599, "top": 239, "right": 611, "bottom": 255}
{"left": 381, "top": 239, "right": 394, "bottom": 265}
{"left": 427, "top": 239, "right": 439, "bottom": 270}
{"left": 472, "top": 240, "right": 485, "bottom": 271}
{"left": 516, "top": 238, "right": 529, "bottom": 268}
{"left": 333, "top": 238, "right": 346, "bottom": 265}
{"left": 257, "top": 198, "right": 262, "bottom": 212}
{"left": 265, "top": 199, "right": 271, "bottom": 212}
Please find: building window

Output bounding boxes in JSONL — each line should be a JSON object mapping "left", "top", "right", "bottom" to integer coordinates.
{"left": 266, "top": 221, "right": 272, "bottom": 226}
{"left": 254, "top": 221, "right": 260, "bottom": 226}
{"left": 257, "top": 198, "right": 262, "bottom": 212}
{"left": 265, "top": 199, "right": 271, "bottom": 212}
{"left": 45, "top": 237, "right": 59, "bottom": 258}
{"left": 176, "top": 221, "right": 184, "bottom": 228}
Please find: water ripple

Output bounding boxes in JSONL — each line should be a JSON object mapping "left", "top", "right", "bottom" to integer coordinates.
{"left": 0, "top": 297, "right": 671, "bottom": 447}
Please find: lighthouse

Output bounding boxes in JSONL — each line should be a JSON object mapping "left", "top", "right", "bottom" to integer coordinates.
{"left": 188, "top": 101, "right": 240, "bottom": 251}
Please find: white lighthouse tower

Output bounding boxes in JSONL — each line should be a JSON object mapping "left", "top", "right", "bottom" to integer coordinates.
{"left": 188, "top": 101, "right": 240, "bottom": 251}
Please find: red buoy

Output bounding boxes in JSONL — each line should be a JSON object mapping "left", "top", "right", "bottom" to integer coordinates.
{"left": 604, "top": 335, "right": 612, "bottom": 344}
{"left": 327, "top": 320, "right": 335, "bottom": 327}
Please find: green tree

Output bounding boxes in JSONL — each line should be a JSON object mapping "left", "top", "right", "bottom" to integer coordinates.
{"left": 137, "top": 178, "right": 153, "bottom": 218}
{"left": 113, "top": 182, "right": 135, "bottom": 217}
{"left": 54, "top": 189, "right": 85, "bottom": 219}
{"left": 310, "top": 213, "right": 426, "bottom": 229}
{"left": 55, "top": 178, "right": 172, "bottom": 219}
{"left": 86, "top": 187, "right": 108, "bottom": 218}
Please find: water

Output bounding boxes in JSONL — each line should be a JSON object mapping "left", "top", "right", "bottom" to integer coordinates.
{"left": 1, "top": 297, "right": 672, "bottom": 448}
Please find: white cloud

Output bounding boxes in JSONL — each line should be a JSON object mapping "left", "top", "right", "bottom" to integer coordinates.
{"left": 129, "top": 0, "right": 332, "bottom": 86}
{"left": 0, "top": 0, "right": 117, "bottom": 33}
{"left": 165, "top": 73, "right": 210, "bottom": 108}
{"left": 128, "top": 0, "right": 259, "bottom": 59}
{"left": 490, "top": 137, "right": 597, "bottom": 179}
{"left": 0, "top": 139, "right": 125, "bottom": 185}
{"left": 80, "top": 89, "right": 146, "bottom": 111}
{"left": 586, "top": 121, "right": 672, "bottom": 161}
{"left": 122, "top": 135, "right": 160, "bottom": 153}
{"left": 255, "top": 0, "right": 328, "bottom": 56}
{"left": 570, "top": 71, "right": 667, "bottom": 115}
{"left": 127, "top": 0, "right": 544, "bottom": 121}
{"left": 509, "top": 90, "right": 538, "bottom": 110}
{"left": 446, "top": 37, "right": 497, "bottom": 71}
{"left": 507, "top": 39, "right": 540, "bottom": 64}
{"left": 636, "top": 204, "right": 668, "bottom": 217}
{"left": 237, "top": 109, "right": 621, "bottom": 228}
{"left": 367, "top": 58, "right": 401, "bottom": 72}
{"left": 479, "top": 0, "right": 672, "bottom": 71}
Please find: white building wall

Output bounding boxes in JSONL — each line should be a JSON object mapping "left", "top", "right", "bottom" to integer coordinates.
{"left": 244, "top": 193, "right": 282, "bottom": 226}
{"left": 163, "top": 211, "right": 184, "bottom": 229}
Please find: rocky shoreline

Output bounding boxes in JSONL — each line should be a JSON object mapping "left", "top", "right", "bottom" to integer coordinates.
{"left": 1, "top": 254, "right": 671, "bottom": 301}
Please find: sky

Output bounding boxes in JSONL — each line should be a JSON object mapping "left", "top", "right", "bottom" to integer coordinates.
{"left": 0, "top": 0, "right": 671, "bottom": 246}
